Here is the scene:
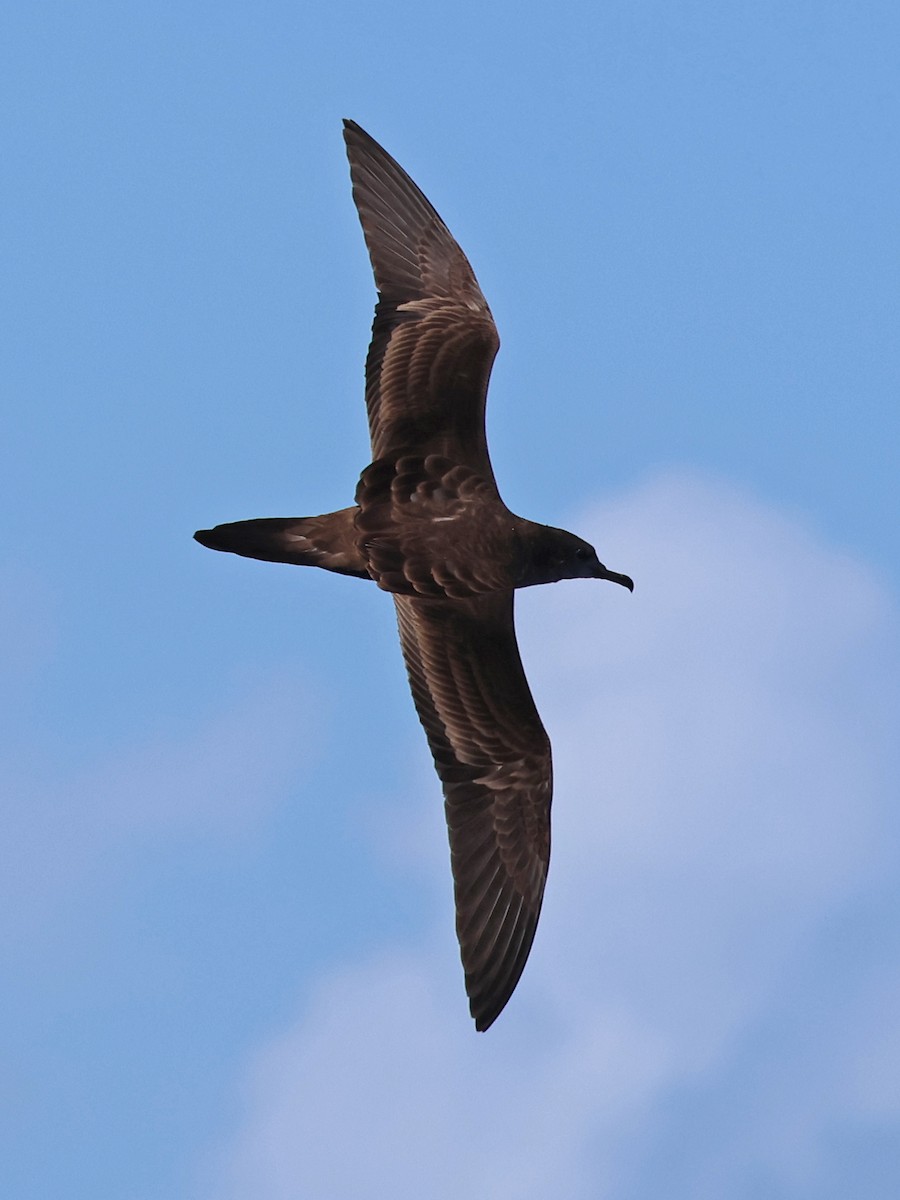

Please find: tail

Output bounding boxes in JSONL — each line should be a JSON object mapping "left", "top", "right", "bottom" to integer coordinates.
{"left": 194, "top": 506, "right": 371, "bottom": 579}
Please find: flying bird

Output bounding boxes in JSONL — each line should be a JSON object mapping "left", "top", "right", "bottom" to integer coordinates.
{"left": 195, "top": 121, "right": 633, "bottom": 1030}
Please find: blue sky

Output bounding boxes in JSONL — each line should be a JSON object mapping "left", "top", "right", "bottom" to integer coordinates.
{"left": 3, "top": 2, "right": 899, "bottom": 1197}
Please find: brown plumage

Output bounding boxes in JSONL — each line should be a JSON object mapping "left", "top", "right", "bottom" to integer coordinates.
{"left": 195, "top": 120, "right": 633, "bottom": 1031}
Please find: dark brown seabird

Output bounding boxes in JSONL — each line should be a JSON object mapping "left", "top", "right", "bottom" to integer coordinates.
{"left": 195, "top": 121, "right": 633, "bottom": 1031}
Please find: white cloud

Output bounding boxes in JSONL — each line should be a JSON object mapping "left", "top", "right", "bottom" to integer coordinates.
{"left": 200, "top": 473, "right": 899, "bottom": 1200}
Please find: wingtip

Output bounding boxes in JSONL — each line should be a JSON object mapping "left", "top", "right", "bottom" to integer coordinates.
{"left": 471, "top": 990, "right": 509, "bottom": 1032}
{"left": 342, "top": 118, "right": 366, "bottom": 143}
{"left": 468, "top": 970, "right": 524, "bottom": 1032}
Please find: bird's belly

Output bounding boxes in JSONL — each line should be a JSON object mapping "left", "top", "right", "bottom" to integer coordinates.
{"left": 362, "top": 509, "right": 515, "bottom": 599}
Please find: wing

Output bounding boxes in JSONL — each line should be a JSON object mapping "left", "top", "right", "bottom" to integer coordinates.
{"left": 343, "top": 120, "right": 501, "bottom": 482}
{"left": 394, "top": 591, "right": 552, "bottom": 1030}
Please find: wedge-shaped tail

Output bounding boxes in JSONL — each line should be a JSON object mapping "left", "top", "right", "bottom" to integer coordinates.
{"left": 194, "top": 507, "right": 370, "bottom": 579}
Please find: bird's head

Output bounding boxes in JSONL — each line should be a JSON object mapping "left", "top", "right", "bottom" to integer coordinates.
{"left": 522, "top": 526, "right": 634, "bottom": 591}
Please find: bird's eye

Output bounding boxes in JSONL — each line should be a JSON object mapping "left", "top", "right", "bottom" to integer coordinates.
{"left": 575, "top": 547, "right": 589, "bottom": 561}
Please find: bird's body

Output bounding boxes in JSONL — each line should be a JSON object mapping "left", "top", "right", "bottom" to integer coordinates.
{"left": 195, "top": 121, "right": 632, "bottom": 1030}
